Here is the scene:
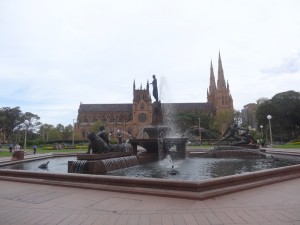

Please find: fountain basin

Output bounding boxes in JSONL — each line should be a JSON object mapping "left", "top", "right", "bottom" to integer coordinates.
{"left": 130, "top": 137, "right": 188, "bottom": 160}
{"left": 67, "top": 152, "right": 138, "bottom": 174}
{"left": 1, "top": 162, "right": 300, "bottom": 200}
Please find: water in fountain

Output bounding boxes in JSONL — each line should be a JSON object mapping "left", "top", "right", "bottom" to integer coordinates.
{"left": 161, "top": 154, "right": 174, "bottom": 168}
{"left": 136, "top": 127, "right": 145, "bottom": 139}
{"left": 181, "top": 126, "right": 217, "bottom": 143}
{"left": 119, "top": 131, "right": 133, "bottom": 139}
{"left": 69, "top": 160, "right": 87, "bottom": 173}
{"left": 102, "top": 156, "right": 139, "bottom": 171}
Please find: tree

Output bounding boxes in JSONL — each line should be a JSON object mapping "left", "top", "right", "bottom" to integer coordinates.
{"left": 173, "top": 111, "right": 214, "bottom": 138}
{"left": 38, "top": 124, "right": 55, "bottom": 141}
{"left": 233, "top": 110, "right": 242, "bottom": 125}
{"left": 213, "top": 109, "right": 234, "bottom": 135}
{"left": 0, "top": 107, "right": 40, "bottom": 143}
{"left": 0, "top": 107, "right": 21, "bottom": 142}
{"left": 90, "top": 120, "right": 104, "bottom": 133}
{"left": 62, "top": 124, "right": 73, "bottom": 140}
{"left": 256, "top": 90, "right": 300, "bottom": 141}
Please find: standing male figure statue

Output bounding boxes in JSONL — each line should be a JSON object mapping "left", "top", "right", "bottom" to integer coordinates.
{"left": 150, "top": 74, "right": 158, "bottom": 102}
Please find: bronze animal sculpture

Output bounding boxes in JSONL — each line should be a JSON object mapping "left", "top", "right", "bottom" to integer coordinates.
{"left": 86, "top": 132, "right": 129, "bottom": 154}
{"left": 86, "top": 132, "right": 110, "bottom": 154}
{"left": 39, "top": 161, "right": 49, "bottom": 169}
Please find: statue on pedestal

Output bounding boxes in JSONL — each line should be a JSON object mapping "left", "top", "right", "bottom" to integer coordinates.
{"left": 150, "top": 75, "right": 163, "bottom": 125}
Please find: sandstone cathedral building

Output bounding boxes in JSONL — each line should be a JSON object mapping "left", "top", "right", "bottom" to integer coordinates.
{"left": 75, "top": 52, "right": 233, "bottom": 141}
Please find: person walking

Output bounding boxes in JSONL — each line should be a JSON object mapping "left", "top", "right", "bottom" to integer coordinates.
{"left": 9, "top": 143, "right": 13, "bottom": 153}
{"left": 33, "top": 144, "right": 37, "bottom": 154}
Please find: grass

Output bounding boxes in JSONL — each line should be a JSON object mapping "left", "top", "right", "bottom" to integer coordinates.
{"left": 274, "top": 144, "right": 300, "bottom": 149}
{"left": 35, "top": 149, "right": 87, "bottom": 154}
{"left": 0, "top": 147, "right": 87, "bottom": 158}
{"left": 1, "top": 144, "right": 300, "bottom": 158}
{"left": 0, "top": 151, "right": 13, "bottom": 157}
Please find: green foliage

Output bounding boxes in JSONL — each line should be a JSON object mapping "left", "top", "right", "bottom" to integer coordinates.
{"left": 213, "top": 109, "right": 234, "bottom": 134}
{"left": 0, "top": 107, "right": 41, "bottom": 143}
{"left": 89, "top": 120, "right": 104, "bottom": 133}
{"left": 256, "top": 90, "right": 300, "bottom": 141}
{"left": 233, "top": 110, "right": 242, "bottom": 125}
{"left": 174, "top": 111, "right": 213, "bottom": 134}
{"left": 37, "top": 123, "right": 74, "bottom": 142}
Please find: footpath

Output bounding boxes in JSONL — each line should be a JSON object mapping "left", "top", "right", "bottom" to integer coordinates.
{"left": 0, "top": 148, "right": 299, "bottom": 225}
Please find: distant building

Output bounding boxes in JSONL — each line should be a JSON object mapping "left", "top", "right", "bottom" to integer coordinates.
{"left": 207, "top": 52, "right": 233, "bottom": 113}
{"left": 241, "top": 103, "right": 258, "bottom": 129}
{"left": 75, "top": 52, "right": 234, "bottom": 140}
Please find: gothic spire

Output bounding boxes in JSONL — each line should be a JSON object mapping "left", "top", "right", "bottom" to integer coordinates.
{"left": 217, "top": 51, "right": 226, "bottom": 90}
{"left": 133, "top": 79, "right": 136, "bottom": 90}
{"left": 209, "top": 60, "right": 217, "bottom": 93}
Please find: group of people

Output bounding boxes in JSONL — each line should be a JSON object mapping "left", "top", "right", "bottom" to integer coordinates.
{"left": 257, "top": 137, "right": 266, "bottom": 147}
{"left": 2, "top": 143, "right": 37, "bottom": 154}
{"left": 8, "top": 143, "right": 20, "bottom": 152}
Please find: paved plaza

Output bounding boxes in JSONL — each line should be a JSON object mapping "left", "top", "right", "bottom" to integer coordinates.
{"left": 0, "top": 178, "right": 300, "bottom": 225}
{"left": 0, "top": 148, "right": 300, "bottom": 225}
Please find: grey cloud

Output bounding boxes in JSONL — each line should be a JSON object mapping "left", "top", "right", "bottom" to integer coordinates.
{"left": 261, "top": 52, "right": 300, "bottom": 75}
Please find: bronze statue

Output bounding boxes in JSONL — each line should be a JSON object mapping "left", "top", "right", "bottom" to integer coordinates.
{"left": 216, "top": 124, "right": 252, "bottom": 146}
{"left": 86, "top": 126, "right": 129, "bottom": 154}
{"left": 97, "top": 126, "right": 110, "bottom": 146}
{"left": 86, "top": 132, "right": 109, "bottom": 154}
{"left": 150, "top": 75, "right": 158, "bottom": 102}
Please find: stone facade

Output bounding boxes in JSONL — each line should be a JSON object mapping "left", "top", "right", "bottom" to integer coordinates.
{"left": 207, "top": 52, "right": 233, "bottom": 114}
{"left": 241, "top": 103, "right": 258, "bottom": 129}
{"left": 75, "top": 52, "right": 233, "bottom": 141}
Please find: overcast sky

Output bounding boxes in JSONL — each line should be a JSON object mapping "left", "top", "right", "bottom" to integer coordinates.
{"left": 1, "top": 0, "right": 299, "bottom": 126}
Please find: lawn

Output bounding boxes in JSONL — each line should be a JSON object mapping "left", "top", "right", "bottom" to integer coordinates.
{"left": 0, "top": 148, "right": 87, "bottom": 157}
{"left": 274, "top": 144, "right": 300, "bottom": 149}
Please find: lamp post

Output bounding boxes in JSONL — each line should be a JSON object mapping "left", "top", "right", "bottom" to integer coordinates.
{"left": 267, "top": 115, "right": 273, "bottom": 147}
{"left": 260, "top": 125, "right": 263, "bottom": 137}
{"left": 24, "top": 120, "right": 29, "bottom": 151}
{"left": 198, "top": 118, "right": 201, "bottom": 143}
{"left": 72, "top": 119, "right": 75, "bottom": 146}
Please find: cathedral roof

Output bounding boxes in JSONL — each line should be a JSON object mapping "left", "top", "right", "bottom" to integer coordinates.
{"left": 162, "top": 103, "right": 214, "bottom": 112}
{"left": 78, "top": 104, "right": 132, "bottom": 113}
{"left": 78, "top": 102, "right": 214, "bottom": 114}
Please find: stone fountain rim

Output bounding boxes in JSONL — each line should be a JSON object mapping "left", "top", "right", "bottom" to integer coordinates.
{"left": 0, "top": 151, "right": 300, "bottom": 200}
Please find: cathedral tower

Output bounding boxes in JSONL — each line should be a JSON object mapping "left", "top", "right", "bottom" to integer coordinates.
{"left": 207, "top": 52, "right": 233, "bottom": 113}
{"left": 132, "top": 80, "right": 153, "bottom": 137}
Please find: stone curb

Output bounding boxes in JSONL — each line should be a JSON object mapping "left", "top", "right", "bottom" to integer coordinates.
{"left": 0, "top": 163, "right": 300, "bottom": 200}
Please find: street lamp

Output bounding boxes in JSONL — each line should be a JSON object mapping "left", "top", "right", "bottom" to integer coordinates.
{"left": 72, "top": 119, "right": 76, "bottom": 146}
{"left": 267, "top": 115, "right": 273, "bottom": 147}
{"left": 198, "top": 118, "right": 201, "bottom": 143}
{"left": 24, "top": 120, "right": 29, "bottom": 151}
{"left": 260, "top": 125, "right": 263, "bottom": 137}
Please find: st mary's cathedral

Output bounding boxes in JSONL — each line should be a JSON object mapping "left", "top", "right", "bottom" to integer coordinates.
{"left": 75, "top": 52, "right": 233, "bottom": 140}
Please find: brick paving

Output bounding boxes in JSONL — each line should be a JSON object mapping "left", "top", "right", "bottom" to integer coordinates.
{"left": 0, "top": 178, "right": 300, "bottom": 225}
{"left": 1, "top": 148, "right": 300, "bottom": 225}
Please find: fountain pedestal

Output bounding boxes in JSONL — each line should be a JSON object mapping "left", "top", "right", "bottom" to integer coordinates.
{"left": 12, "top": 151, "right": 24, "bottom": 160}
{"left": 130, "top": 137, "right": 188, "bottom": 160}
{"left": 68, "top": 152, "right": 139, "bottom": 174}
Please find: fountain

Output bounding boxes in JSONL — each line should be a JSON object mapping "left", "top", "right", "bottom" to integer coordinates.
{"left": 189, "top": 123, "right": 267, "bottom": 159}
{"left": 129, "top": 76, "right": 188, "bottom": 162}
{"left": 68, "top": 76, "right": 188, "bottom": 174}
